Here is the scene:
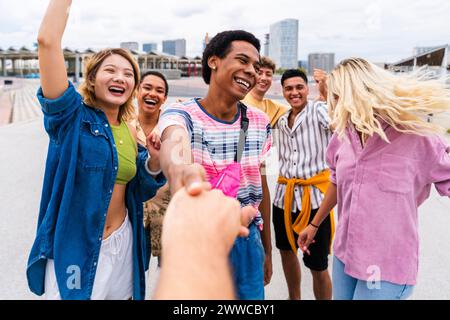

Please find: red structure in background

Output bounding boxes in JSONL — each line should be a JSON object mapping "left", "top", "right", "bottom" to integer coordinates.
{"left": 180, "top": 57, "right": 202, "bottom": 77}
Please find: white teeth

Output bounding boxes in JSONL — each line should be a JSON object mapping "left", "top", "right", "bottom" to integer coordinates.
{"left": 109, "top": 86, "right": 125, "bottom": 93}
{"left": 144, "top": 99, "right": 157, "bottom": 105}
{"left": 236, "top": 78, "right": 250, "bottom": 89}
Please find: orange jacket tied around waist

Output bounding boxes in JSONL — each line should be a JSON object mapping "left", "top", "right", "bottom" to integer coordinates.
{"left": 277, "top": 170, "right": 335, "bottom": 253}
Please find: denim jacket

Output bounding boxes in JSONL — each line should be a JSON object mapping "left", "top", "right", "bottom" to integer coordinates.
{"left": 26, "top": 82, "right": 166, "bottom": 299}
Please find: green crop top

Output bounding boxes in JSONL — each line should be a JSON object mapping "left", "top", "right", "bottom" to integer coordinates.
{"left": 111, "top": 121, "right": 137, "bottom": 185}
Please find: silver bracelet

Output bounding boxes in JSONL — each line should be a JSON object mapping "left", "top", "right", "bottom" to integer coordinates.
{"left": 145, "top": 153, "right": 162, "bottom": 176}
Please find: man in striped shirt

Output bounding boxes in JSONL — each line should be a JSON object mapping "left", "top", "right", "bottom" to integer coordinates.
{"left": 158, "top": 30, "right": 272, "bottom": 299}
{"left": 273, "top": 69, "right": 334, "bottom": 300}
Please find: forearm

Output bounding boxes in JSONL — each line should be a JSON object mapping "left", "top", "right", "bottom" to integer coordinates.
{"left": 160, "top": 139, "right": 177, "bottom": 180}
{"left": 160, "top": 126, "right": 192, "bottom": 184}
{"left": 147, "top": 156, "right": 161, "bottom": 173}
{"left": 259, "top": 174, "right": 272, "bottom": 254}
{"left": 155, "top": 244, "right": 235, "bottom": 299}
{"left": 319, "top": 86, "right": 328, "bottom": 102}
{"left": 38, "top": 0, "right": 71, "bottom": 99}
{"left": 38, "top": 0, "right": 72, "bottom": 46}
{"left": 316, "top": 94, "right": 327, "bottom": 102}
{"left": 311, "top": 183, "right": 337, "bottom": 227}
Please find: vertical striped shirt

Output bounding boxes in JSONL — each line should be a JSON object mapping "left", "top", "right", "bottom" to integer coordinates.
{"left": 158, "top": 98, "right": 272, "bottom": 227}
{"left": 273, "top": 100, "right": 332, "bottom": 211}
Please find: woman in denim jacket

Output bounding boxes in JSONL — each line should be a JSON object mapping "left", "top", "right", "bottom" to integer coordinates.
{"left": 26, "top": 0, "right": 165, "bottom": 300}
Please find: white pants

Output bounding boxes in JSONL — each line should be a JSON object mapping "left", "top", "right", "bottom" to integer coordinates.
{"left": 45, "top": 215, "right": 134, "bottom": 300}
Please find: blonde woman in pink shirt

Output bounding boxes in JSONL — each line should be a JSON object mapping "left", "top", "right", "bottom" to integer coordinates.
{"left": 298, "top": 58, "right": 450, "bottom": 300}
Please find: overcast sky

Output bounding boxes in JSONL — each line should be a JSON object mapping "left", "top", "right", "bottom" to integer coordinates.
{"left": 0, "top": 0, "right": 449, "bottom": 63}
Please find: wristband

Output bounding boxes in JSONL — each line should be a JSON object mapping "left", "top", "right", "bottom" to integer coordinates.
{"left": 310, "top": 222, "right": 320, "bottom": 229}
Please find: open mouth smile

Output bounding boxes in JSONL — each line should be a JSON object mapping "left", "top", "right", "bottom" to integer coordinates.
{"left": 108, "top": 86, "right": 126, "bottom": 96}
{"left": 235, "top": 77, "right": 251, "bottom": 91}
{"left": 144, "top": 98, "right": 157, "bottom": 106}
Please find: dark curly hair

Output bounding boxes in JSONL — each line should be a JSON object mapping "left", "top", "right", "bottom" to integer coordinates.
{"left": 202, "top": 30, "right": 261, "bottom": 84}
{"left": 281, "top": 69, "right": 308, "bottom": 87}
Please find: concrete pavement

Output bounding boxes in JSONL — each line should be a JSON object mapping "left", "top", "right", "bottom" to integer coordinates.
{"left": 0, "top": 116, "right": 449, "bottom": 300}
{"left": 0, "top": 77, "right": 449, "bottom": 299}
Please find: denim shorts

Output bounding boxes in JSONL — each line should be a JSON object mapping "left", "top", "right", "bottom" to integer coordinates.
{"left": 332, "top": 256, "right": 415, "bottom": 300}
{"left": 229, "top": 223, "right": 265, "bottom": 300}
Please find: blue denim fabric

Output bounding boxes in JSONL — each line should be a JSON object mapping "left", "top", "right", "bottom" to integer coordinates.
{"left": 332, "top": 256, "right": 414, "bottom": 300}
{"left": 26, "top": 82, "right": 166, "bottom": 300}
{"left": 229, "top": 223, "right": 265, "bottom": 300}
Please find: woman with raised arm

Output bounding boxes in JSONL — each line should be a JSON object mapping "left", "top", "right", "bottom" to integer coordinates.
{"left": 298, "top": 58, "right": 450, "bottom": 300}
{"left": 26, "top": 0, "right": 165, "bottom": 300}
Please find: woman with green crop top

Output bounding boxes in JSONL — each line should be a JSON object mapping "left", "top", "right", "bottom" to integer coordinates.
{"left": 111, "top": 121, "right": 138, "bottom": 185}
{"left": 27, "top": 0, "right": 166, "bottom": 300}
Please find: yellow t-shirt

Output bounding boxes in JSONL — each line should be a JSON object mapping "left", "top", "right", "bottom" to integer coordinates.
{"left": 242, "top": 94, "right": 290, "bottom": 128}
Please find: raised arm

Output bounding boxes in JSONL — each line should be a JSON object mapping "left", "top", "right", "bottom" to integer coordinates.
{"left": 313, "top": 68, "right": 328, "bottom": 102}
{"left": 37, "top": 0, "right": 71, "bottom": 99}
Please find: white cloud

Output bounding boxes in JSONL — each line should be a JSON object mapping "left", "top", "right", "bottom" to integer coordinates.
{"left": 0, "top": 0, "right": 449, "bottom": 62}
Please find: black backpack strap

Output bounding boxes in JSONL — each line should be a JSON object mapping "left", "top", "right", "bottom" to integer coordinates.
{"left": 235, "top": 102, "right": 249, "bottom": 163}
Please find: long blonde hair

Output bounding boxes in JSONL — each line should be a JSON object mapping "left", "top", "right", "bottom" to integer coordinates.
{"left": 78, "top": 48, "right": 140, "bottom": 121}
{"left": 327, "top": 57, "right": 450, "bottom": 142}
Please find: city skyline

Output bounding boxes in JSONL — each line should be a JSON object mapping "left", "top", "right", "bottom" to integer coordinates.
{"left": 269, "top": 19, "right": 299, "bottom": 69}
{"left": 0, "top": 0, "right": 449, "bottom": 63}
{"left": 308, "top": 53, "right": 335, "bottom": 74}
{"left": 143, "top": 42, "right": 158, "bottom": 53}
{"left": 162, "top": 39, "right": 187, "bottom": 57}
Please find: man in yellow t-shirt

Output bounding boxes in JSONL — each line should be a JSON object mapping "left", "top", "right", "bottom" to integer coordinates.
{"left": 242, "top": 56, "right": 289, "bottom": 288}
{"left": 242, "top": 56, "right": 289, "bottom": 128}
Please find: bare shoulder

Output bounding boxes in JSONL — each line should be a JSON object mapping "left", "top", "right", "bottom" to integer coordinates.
{"left": 126, "top": 121, "right": 138, "bottom": 143}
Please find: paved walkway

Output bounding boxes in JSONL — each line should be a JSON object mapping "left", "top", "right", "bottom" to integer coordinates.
{"left": 0, "top": 78, "right": 40, "bottom": 125}
{"left": 0, "top": 118, "right": 449, "bottom": 300}
{"left": 0, "top": 90, "right": 12, "bottom": 125}
{"left": 0, "top": 78, "right": 449, "bottom": 300}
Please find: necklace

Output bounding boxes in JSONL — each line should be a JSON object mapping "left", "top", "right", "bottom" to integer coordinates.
{"left": 111, "top": 123, "right": 124, "bottom": 145}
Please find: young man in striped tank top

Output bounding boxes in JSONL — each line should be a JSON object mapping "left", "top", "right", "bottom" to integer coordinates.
{"left": 273, "top": 69, "right": 333, "bottom": 300}
{"left": 158, "top": 31, "right": 272, "bottom": 299}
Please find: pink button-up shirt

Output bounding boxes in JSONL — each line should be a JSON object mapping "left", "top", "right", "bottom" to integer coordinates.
{"left": 327, "top": 125, "right": 450, "bottom": 285}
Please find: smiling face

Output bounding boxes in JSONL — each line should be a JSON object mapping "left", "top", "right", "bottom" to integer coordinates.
{"left": 93, "top": 54, "right": 136, "bottom": 108}
{"left": 137, "top": 74, "right": 167, "bottom": 116}
{"left": 253, "top": 66, "right": 273, "bottom": 96}
{"left": 282, "top": 76, "right": 309, "bottom": 110}
{"left": 209, "top": 40, "right": 260, "bottom": 101}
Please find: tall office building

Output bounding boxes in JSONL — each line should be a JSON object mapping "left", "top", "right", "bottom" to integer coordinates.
{"left": 308, "top": 53, "right": 335, "bottom": 74}
{"left": 143, "top": 42, "right": 158, "bottom": 53}
{"left": 120, "top": 42, "right": 139, "bottom": 52}
{"left": 263, "top": 33, "right": 270, "bottom": 57}
{"left": 203, "top": 33, "right": 210, "bottom": 51}
{"left": 298, "top": 60, "right": 308, "bottom": 70}
{"left": 162, "top": 39, "right": 186, "bottom": 57}
{"left": 269, "top": 19, "right": 298, "bottom": 69}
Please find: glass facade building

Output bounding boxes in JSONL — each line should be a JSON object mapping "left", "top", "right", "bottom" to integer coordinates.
{"left": 269, "top": 19, "right": 299, "bottom": 69}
